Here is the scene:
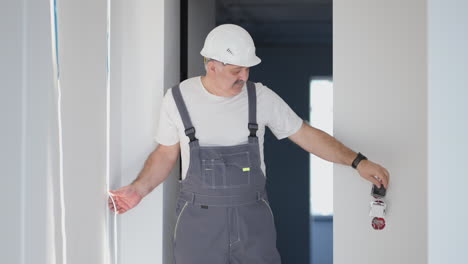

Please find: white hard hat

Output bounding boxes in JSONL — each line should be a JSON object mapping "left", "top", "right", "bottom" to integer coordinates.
{"left": 200, "top": 24, "right": 261, "bottom": 67}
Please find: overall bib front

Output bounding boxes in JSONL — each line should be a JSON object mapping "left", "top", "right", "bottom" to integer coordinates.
{"left": 171, "top": 81, "right": 282, "bottom": 264}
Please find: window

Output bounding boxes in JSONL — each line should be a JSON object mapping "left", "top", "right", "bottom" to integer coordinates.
{"left": 309, "top": 78, "right": 334, "bottom": 216}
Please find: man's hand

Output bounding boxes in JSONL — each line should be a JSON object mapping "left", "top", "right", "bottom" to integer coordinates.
{"left": 108, "top": 184, "right": 144, "bottom": 214}
{"left": 356, "top": 159, "right": 390, "bottom": 189}
{"left": 108, "top": 143, "right": 180, "bottom": 214}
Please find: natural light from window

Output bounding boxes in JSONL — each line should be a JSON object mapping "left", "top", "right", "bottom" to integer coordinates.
{"left": 309, "top": 78, "right": 334, "bottom": 216}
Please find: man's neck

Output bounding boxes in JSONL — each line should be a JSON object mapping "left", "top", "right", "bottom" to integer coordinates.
{"left": 200, "top": 75, "right": 225, "bottom": 97}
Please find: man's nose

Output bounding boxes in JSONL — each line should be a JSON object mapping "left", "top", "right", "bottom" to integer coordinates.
{"left": 239, "top": 68, "right": 249, "bottom": 81}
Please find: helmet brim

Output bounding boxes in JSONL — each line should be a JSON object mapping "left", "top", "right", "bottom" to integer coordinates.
{"left": 201, "top": 53, "right": 262, "bottom": 68}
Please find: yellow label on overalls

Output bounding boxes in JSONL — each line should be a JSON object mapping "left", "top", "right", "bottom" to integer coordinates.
{"left": 242, "top": 167, "right": 250, "bottom": 172}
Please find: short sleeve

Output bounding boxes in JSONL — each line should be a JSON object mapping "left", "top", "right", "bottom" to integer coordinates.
{"left": 154, "top": 89, "right": 180, "bottom": 145}
{"left": 264, "top": 88, "right": 303, "bottom": 140}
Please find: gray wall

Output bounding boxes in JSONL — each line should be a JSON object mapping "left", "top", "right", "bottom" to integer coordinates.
{"left": 428, "top": 0, "right": 468, "bottom": 262}
{"left": 188, "top": 0, "right": 216, "bottom": 78}
{"left": 163, "top": 0, "right": 181, "bottom": 263}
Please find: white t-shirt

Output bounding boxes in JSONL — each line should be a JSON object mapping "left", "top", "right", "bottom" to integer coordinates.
{"left": 154, "top": 76, "right": 303, "bottom": 180}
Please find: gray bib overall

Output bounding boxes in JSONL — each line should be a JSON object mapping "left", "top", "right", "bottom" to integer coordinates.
{"left": 171, "top": 81, "right": 282, "bottom": 264}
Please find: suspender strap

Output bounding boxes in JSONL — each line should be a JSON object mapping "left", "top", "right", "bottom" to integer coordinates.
{"left": 172, "top": 81, "right": 258, "bottom": 141}
{"left": 171, "top": 84, "right": 198, "bottom": 142}
{"left": 246, "top": 81, "right": 258, "bottom": 138}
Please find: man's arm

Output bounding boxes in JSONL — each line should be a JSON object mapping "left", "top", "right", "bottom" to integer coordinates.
{"left": 132, "top": 143, "right": 181, "bottom": 196}
{"left": 108, "top": 143, "right": 180, "bottom": 214}
{"left": 288, "top": 121, "right": 389, "bottom": 188}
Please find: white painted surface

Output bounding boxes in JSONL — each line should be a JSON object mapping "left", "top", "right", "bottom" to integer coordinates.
{"left": 1, "top": 1, "right": 26, "bottom": 263}
{"left": 5, "top": 1, "right": 466, "bottom": 263}
{"left": 114, "top": 0, "right": 165, "bottom": 262}
{"left": 334, "top": 1, "right": 428, "bottom": 263}
{"left": 1, "top": 0, "right": 57, "bottom": 263}
{"left": 111, "top": 0, "right": 180, "bottom": 263}
{"left": 2, "top": 0, "right": 180, "bottom": 263}
{"left": 428, "top": 0, "right": 468, "bottom": 263}
{"left": 56, "top": 0, "right": 108, "bottom": 263}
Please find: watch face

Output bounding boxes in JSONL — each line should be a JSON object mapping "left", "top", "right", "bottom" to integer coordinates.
{"left": 371, "top": 184, "right": 386, "bottom": 198}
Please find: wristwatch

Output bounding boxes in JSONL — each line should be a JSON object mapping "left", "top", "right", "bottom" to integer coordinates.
{"left": 351, "top": 152, "right": 367, "bottom": 169}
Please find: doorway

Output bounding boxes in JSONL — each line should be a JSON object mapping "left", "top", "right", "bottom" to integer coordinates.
{"left": 183, "top": 1, "right": 332, "bottom": 263}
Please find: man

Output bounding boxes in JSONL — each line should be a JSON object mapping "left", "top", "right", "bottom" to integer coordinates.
{"left": 109, "top": 24, "right": 390, "bottom": 264}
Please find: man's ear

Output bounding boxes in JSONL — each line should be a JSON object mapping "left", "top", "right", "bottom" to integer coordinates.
{"left": 206, "top": 60, "right": 215, "bottom": 74}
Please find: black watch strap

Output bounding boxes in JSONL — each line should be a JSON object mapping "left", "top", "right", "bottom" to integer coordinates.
{"left": 352, "top": 152, "right": 367, "bottom": 169}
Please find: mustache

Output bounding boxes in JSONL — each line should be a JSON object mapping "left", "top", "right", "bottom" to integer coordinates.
{"left": 234, "top": 80, "right": 245, "bottom": 86}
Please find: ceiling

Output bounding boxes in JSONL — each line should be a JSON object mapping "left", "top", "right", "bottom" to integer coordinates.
{"left": 216, "top": 0, "right": 332, "bottom": 46}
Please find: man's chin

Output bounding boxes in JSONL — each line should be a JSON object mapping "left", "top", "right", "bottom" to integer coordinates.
{"left": 228, "top": 87, "right": 242, "bottom": 96}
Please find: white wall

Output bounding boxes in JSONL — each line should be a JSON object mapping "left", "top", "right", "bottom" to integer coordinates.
{"left": 1, "top": 0, "right": 57, "bottom": 263}
{"left": 111, "top": 1, "right": 164, "bottom": 262}
{"left": 428, "top": 0, "right": 468, "bottom": 262}
{"left": 335, "top": 0, "right": 468, "bottom": 263}
{"left": 4, "top": 1, "right": 467, "bottom": 263}
{"left": 334, "top": 1, "right": 428, "bottom": 263}
{"left": 187, "top": 0, "right": 216, "bottom": 78}
{"left": 2, "top": 0, "right": 180, "bottom": 263}
{"left": 1, "top": 1, "right": 27, "bottom": 263}
{"left": 111, "top": 0, "right": 180, "bottom": 264}
{"left": 56, "top": 0, "right": 108, "bottom": 263}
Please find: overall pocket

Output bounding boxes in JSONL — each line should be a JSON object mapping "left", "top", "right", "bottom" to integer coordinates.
{"left": 201, "top": 151, "right": 251, "bottom": 188}
{"left": 221, "top": 151, "right": 251, "bottom": 187}
{"left": 201, "top": 159, "right": 226, "bottom": 188}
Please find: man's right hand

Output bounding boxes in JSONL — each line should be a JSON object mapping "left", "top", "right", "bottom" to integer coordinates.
{"left": 108, "top": 184, "right": 144, "bottom": 214}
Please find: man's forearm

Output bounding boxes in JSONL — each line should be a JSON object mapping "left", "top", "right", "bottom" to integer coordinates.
{"left": 289, "top": 121, "right": 357, "bottom": 166}
{"left": 290, "top": 121, "right": 390, "bottom": 187}
{"left": 131, "top": 148, "right": 178, "bottom": 197}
